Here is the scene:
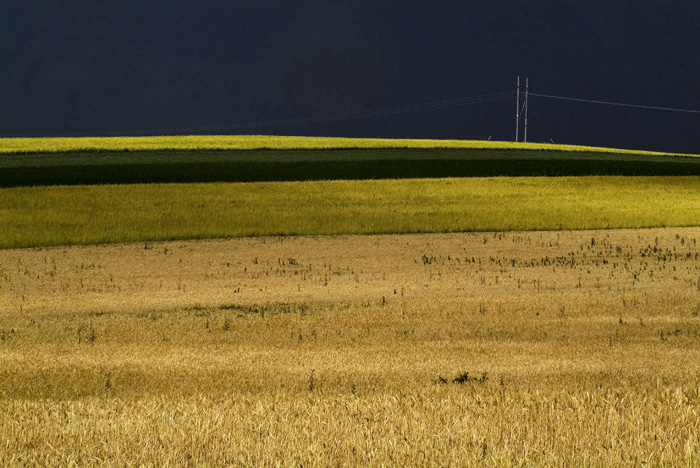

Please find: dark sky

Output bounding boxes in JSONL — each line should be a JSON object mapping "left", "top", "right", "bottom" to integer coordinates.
{"left": 2, "top": 1, "right": 699, "bottom": 153}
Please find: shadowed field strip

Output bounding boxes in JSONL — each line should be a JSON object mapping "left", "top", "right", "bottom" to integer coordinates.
{"left": 4, "top": 149, "right": 700, "bottom": 186}
{"left": 2, "top": 176, "right": 700, "bottom": 249}
{"left": 1, "top": 229, "right": 700, "bottom": 466}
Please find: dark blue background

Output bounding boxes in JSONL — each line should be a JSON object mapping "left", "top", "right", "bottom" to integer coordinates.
{"left": 2, "top": 1, "right": 699, "bottom": 153}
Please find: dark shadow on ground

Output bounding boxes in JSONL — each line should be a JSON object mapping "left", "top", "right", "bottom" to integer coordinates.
{"left": 3, "top": 149, "right": 700, "bottom": 187}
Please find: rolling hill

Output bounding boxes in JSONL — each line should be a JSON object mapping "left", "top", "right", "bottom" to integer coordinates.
{"left": 1, "top": 135, "right": 700, "bottom": 187}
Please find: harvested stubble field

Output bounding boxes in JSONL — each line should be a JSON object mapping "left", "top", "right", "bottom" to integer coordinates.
{"left": 2, "top": 228, "right": 700, "bottom": 466}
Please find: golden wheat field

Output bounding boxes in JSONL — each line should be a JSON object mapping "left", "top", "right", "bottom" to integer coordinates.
{"left": 2, "top": 228, "right": 700, "bottom": 466}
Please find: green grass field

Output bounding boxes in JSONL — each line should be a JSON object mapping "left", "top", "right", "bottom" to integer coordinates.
{"left": 1, "top": 134, "right": 696, "bottom": 155}
{"left": 2, "top": 176, "right": 700, "bottom": 249}
{"left": 2, "top": 135, "right": 700, "bottom": 248}
{"left": 3, "top": 139, "right": 700, "bottom": 186}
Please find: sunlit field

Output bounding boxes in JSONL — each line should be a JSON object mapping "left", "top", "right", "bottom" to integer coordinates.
{"left": 3, "top": 135, "right": 700, "bottom": 466}
{"left": 2, "top": 229, "right": 699, "bottom": 466}
{"left": 2, "top": 134, "right": 696, "bottom": 155}
{"left": 2, "top": 176, "right": 700, "bottom": 249}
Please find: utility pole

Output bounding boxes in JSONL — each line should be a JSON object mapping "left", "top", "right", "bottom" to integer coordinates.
{"left": 515, "top": 76, "right": 520, "bottom": 142}
{"left": 524, "top": 77, "right": 529, "bottom": 143}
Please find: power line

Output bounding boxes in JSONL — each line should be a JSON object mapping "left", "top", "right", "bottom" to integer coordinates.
{"left": 515, "top": 76, "right": 520, "bottom": 142}
{"left": 4, "top": 84, "right": 698, "bottom": 139}
{"left": 205, "top": 93, "right": 515, "bottom": 130}
{"left": 0, "top": 91, "right": 514, "bottom": 138}
{"left": 530, "top": 93, "right": 700, "bottom": 114}
{"left": 529, "top": 96, "right": 550, "bottom": 143}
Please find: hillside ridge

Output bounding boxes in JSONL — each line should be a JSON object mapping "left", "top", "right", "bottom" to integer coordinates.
{"left": 1, "top": 135, "right": 696, "bottom": 157}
